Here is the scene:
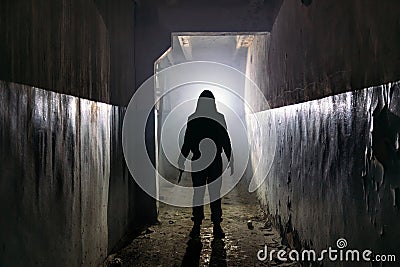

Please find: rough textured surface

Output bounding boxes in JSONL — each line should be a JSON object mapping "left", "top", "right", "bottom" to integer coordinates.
{"left": 243, "top": 0, "right": 400, "bottom": 260}
{"left": 0, "top": 0, "right": 110, "bottom": 103}
{"left": 106, "top": 184, "right": 299, "bottom": 267}
{"left": 246, "top": 81, "right": 400, "bottom": 258}
{"left": 95, "top": 0, "right": 136, "bottom": 106}
{"left": 108, "top": 107, "right": 134, "bottom": 253}
{"left": 0, "top": 81, "right": 142, "bottom": 266}
{"left": 94, "top": 0, "right": 159, "bottom": 224}
{"left": 0, "top": 81, "right": 111, "bottom": 266}
{"left": 108, "top": 108, "right": 128, "bottom": 253}
{"left": 107, "top": 106, "right": 153, "bottom": 254}
{"left": 266, "top": 0, "right": 400, "bottom": 108}
{"left": 245, "top": 34, "right": 270, "bottom": 112}
{"left": 0, "top": 0, "right": 160, "bottom": 259}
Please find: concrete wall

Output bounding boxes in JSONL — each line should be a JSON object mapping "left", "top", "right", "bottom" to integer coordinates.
{"left": 266, "top": 0, "right": 400, "bottom": 108}
{"left": 246, "top": 82, "right": 400, "bottom": 259}
{"left": 0, "top": 80, "right": 144, "bottom": 265}
{"left": 94, "top": 0, "right": 158, "bottom": 248}
{"left": 0, "top": 0, "right": 145, "bottom": 261}
{"left": 244, "top": 0, "right": 400, "bottom": 260}
{"left": 0, "top": 81, "right": 112, "bottom": 266}
{"left": 244, "top": 34, "right": 270, "bottom": 112}
{"left": 107, "top": 106, "right": 146, "bottom": 253}
{"left": 108, "top": 107, "right": 131, "bottom": 252}
{"left": 94, "top": 0, "right": 136, "bottom": 107}
{"left": 0, "top": 0, "right": 110, "bottom": 103}
{"left": 0, "top": 0, "right": 156, "bottom": 262}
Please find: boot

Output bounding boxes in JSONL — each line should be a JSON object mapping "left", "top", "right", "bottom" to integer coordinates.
{"left": 189, "top": 223, "right": 201, "bottom": 238}
{"left": 213, "top": 224, "right": 225, "bottom": 238}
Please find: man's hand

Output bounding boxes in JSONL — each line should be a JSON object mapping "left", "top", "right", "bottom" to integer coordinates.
{"left": 177, "top": 170, "right": 183, "bottom": 183}
{"left": 177, "top": 155, "right": 185, "bottom": 184}
{"left": 177, "top": 155, "right": 185, "bottom": 172}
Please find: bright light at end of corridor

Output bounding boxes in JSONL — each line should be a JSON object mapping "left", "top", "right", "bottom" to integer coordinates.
{"left": 122, "top": 61, "right": 277, "bottom": 207}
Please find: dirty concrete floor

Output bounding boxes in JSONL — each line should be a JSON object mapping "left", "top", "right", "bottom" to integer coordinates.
{"left": 106, "top": 185, "right": 300, "bottom": 267}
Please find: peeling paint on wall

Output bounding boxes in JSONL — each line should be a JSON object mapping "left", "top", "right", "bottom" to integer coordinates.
{"left": 246, "top": 81, "right": 400, "bottom": 256}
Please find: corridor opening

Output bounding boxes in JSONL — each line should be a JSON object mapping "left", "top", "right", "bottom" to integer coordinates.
{"left": 115, "top": 32, "right": 297, "bottom": 266}
{"left": 153, "top": 32, "right": 271, "bottom": 201}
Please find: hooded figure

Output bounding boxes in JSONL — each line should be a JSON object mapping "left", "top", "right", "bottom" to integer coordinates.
{"left": 178, "top": 90, "right": 233, "bottom": 238}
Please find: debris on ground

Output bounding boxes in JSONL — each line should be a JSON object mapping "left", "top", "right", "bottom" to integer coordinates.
{"left": 107, "top": 186, "right": 300, "bottom": 266}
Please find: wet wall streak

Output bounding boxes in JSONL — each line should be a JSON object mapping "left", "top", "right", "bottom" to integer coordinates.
{"left": 0, "top": 81, "right": 111, "bottom": 266}
{"left": 248, "top": 81, "right": 400, "bottom": 256}
{"left": 107, "top": 106, "right": 140, "bottom": 253}
{"left": 0, "top": 0, "right": 110, "bottom": 103}
{"left": 94, "top": 0, "right": 136, "bottom": 106}
{"left": 266, "top": 0, "right": 400, "bottom": 108}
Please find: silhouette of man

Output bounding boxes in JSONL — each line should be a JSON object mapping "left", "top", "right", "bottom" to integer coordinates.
{"left": 178, "top": 90, "right": 233, "bottom": 239}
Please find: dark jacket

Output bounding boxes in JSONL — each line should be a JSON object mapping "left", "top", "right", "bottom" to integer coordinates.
{"left": 181, "top": 112, "right": 232, "bottom": 162}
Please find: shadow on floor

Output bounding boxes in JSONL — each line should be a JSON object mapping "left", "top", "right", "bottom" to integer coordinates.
{"left": 181, "top": 237, "right": 227, "bottom": 267}
{"left": 210, "top": 238, "right": 227, "bottom": 267}
{"left": 181, "top": 238, "right": 203, "bottom": 267}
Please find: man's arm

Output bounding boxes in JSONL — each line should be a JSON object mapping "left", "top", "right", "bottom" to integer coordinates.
{"left": 178, "top": 120, "right": 192, "bottom": 170}
{"left": 220, "top": 116, "right": 234, "bottom": 177}
{"left": 220, "top": 117, "right": 232, "bottom": 161}
{"left": 181, "top": 120, "right": 192, "bottom": 158}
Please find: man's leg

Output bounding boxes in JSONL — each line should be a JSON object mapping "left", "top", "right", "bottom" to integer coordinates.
{"left": 209, "top": 179, "right": 222, "bottom": 225}
{"left": 190, "top": 172, "right": 206, "bottom": 238}
{"left": 208, "top": 157, "right": 224, "bottom": 238}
